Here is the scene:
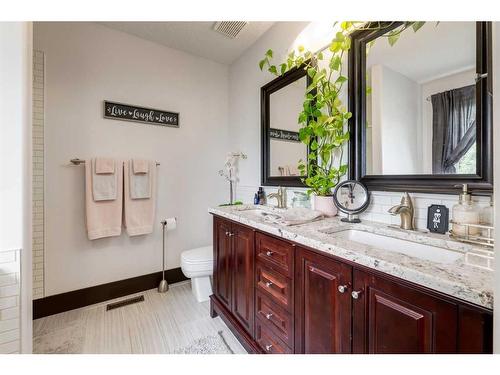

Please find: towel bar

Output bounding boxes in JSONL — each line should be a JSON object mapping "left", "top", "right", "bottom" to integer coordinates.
{"left": 70, "top": 158, "right": 160, "bottom": 166}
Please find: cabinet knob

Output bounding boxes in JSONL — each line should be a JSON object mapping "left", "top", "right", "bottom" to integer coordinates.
{"left": 265, "top": 281, "right": 274, "bottom": 288}
{"left": 225, "top": 231, "right": 229, "bottom": 236}
{"left": 265, "top": 313, "right": 273, "bottom": 320}
{"left": 265, "top": 344, "right": 273, "bottom": 352}
{"left": 351, "top": 290, "right": 363, "bottom": 299}
{"left": 338, "top": 285, "right": 348, "bottom": 293}
{"left": 265, "top": 250, "right": 273, "bottom": 257}
{"left": 228, "top": 232, "right": 234, "bottom": 237}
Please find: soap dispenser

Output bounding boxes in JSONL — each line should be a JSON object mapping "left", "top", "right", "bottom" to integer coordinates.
{"left": 480, "top": 196, "right": 494, "bottom": 237}
{"left": 452, "top": 184, "right": 480, "bottom": 236}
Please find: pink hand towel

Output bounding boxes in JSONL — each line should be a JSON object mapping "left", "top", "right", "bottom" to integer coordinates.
{"left": 85, "top": 159, "right": 123, "bottom": 240}
{"left": 95, "top": 158, "right": 115, "bottom": 174}
{"left": 132, "top": 159, "right": 149, "bottom": 174}
{"left": 124, "top": 161, "right": 156, "bottom": 236}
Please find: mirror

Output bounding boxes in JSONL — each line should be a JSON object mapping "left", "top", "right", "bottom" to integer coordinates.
{"left": 366, "top": 22, "right": 476, "bottom": 175}
{"left": 349, "top": 22, "right": 492, "bottom": 194}
{"left": 269, "top": 76, "right": 307, "bottom": 177}
{"left": 261, "top": 65, "right": 311, "bottom": 187}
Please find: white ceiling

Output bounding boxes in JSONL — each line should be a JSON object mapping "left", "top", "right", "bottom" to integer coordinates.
{"left": 366, "top": 22, "right": 476, "bottom": 83}
{"left": 98, "top": 22, "right": 275, "bottom": 65}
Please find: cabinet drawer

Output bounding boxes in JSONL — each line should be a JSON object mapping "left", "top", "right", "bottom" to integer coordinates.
{"left": 256, "top": 264, "right": 293, "bottom": 312}
{"left": 255, "top": 319, "right": 292, "bottom": 354}
{"left": 256, "top": 232, "right": 293, "bottom": 277}
{"left": 256, "top": 291, "right": 293, "bottom": 347}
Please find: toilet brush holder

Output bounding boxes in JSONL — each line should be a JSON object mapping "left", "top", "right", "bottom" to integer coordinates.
{"left": 158, "top": 218, "right": 177, "bottom": 293}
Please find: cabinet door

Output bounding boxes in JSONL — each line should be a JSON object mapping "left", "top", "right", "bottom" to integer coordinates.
{"left": 213, "top": 217, "right": 232, "bottom": 311}
{"left": 231, "top": 223, "right": 255, "bottom": 335}
{"left": 352, "top": 269, "right": 457, "bottom": 353}
{"left": 295, "top": 248, "right": 352, "bottom": 354}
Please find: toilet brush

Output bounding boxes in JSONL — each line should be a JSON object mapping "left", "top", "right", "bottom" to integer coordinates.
{"left": 158, "top": 220, "right": 169, "bottom": 293}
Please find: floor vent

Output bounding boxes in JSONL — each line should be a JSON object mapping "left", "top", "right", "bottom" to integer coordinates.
{"left": 213, "top": 21, "right": 248, "bottom": 39}
{"left": 106, "top": 295, "right": 145, "bottom": 311}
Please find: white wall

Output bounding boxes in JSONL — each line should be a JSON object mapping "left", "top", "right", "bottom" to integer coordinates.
{"left": 370, "top": 64, "right": 420, "bottom": 175}
{"left": 0, "top": 22, "right": 32, "bottom": 354}
{"left": 34, "top": 22, "right": 229, "bottom": 296}
{"left": 420, "top": 69, "right": 475, "bottom": 173}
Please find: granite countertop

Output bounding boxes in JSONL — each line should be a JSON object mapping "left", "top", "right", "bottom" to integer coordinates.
{"left": 209, "top": 204, "right": 494, "bottom": 310}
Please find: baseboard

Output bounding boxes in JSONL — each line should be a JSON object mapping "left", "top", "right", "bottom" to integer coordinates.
{"left": 33, "top": 267, "right": 188, "bottom": 319}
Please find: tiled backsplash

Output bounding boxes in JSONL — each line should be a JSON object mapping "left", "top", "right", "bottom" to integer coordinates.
{"left": 0, "top": 249, "right": 20, "bottom": 354}
{"left": 236, "top": 185, "right": 491, "bottom": 230}
{"left": 32, "top": 50, "right": 45, "bottom": 300}
{"left": 359, "top": 191, "right": 490, "bottom": 230}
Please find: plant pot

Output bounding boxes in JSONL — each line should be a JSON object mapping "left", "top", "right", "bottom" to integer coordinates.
{"left": 313, "top": 195, "right": 338, "bottom": 217}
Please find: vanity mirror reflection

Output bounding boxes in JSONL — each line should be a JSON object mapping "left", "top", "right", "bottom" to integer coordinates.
{"left": 349, "top": 22, "right": 492, "bottom": 194}
{"left": 261, "top": 65, "right": 311, "bottom": 186}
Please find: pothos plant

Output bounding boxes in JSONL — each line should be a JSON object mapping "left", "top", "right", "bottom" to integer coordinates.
{"left": 259, "top": 21, "right": 427, "bottom": 196}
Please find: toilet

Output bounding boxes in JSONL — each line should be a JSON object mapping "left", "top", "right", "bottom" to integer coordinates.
{"left": 180, "top": 245, "right": 213, "bottom": 302}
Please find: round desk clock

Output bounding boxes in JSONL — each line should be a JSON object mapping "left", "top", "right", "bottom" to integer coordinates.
{"left": 333, "top": 180, "right": 370, "bottom": 223}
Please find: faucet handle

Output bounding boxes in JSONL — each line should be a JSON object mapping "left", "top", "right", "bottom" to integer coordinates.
{"left": 401, "top": 192, "right": 412, "bottom": 205}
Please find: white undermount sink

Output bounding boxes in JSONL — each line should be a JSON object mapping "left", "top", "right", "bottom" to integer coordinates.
{"left": 330, "top": 229, "right": 463, "bottom": 264}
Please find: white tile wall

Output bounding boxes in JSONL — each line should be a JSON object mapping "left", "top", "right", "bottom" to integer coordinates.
{"left": 32, "top": 50, "right": 45, "bottom": 300}
{"left": 236, "top": 185, "right": 490, "bottom": 231}
{"left": 0, "top": 249, "right": 20, "bottom": 354}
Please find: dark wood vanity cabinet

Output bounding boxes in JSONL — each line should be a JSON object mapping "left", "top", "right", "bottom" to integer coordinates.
{"left": 210, "top": 216, "right": 493, "bottom": 354}
{"left": 351, "top": 269, "right": 457, "bottom": 353}
{"left": 213, "top": 217, "right": 255, "bottom": 337}
{"left": 295, "top": 248, "right": 352, "bottom": 354}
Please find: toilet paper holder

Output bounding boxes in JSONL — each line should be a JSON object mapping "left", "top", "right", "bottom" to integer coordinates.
{"left": 158, "top": 217, "right": 177, "bottom": 293}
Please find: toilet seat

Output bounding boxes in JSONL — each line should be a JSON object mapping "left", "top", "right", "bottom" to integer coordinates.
{"left": 181, "top": 245, "right": 212, "bottom": 263}
{"left": 181, "top": 246, "right": 213, "bottom": 277}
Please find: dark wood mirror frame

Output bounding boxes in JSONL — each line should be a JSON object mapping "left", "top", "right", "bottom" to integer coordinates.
{"left": 261, "top": 64, "right": 313, "bottom": 187}
{"left": 348, "top": 21, "right": 493, "bottom": 195}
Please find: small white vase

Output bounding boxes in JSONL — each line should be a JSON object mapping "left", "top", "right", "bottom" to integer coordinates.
{"left": 313, "top": 195, "right": 338, "bottom": 217}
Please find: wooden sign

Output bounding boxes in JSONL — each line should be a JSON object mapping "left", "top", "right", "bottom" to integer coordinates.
{"left": 104, "top": 101, "right": 179, "bottom": 127}
{"left": 269, "top": 128, "right": 300, "bottom": 142}
{"left": 427, "top": 204, "right": 449, "bottom": 234}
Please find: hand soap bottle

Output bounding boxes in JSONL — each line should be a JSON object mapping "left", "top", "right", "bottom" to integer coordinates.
{"left": 480, "top": 196, "right": 494, "bottom": 237}
{"left": 452, "top": 184, "right": 480, "bottom": 236}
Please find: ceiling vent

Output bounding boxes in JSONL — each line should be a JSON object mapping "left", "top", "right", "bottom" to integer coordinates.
{"left": 213, "top": 21, "right": 248, "bottom": 39}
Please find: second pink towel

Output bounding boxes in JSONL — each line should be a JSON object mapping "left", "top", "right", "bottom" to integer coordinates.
{"left": 124, "top": 160, "right": 157, "bottom": 236}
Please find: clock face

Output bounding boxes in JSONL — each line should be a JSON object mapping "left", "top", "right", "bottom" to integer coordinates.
{"left": 333, "top": 180, "right": 370, "bottom": 214}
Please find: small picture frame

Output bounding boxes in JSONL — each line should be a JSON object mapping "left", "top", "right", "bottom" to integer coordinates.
{"left": 427, "top": 204, "right": 449, "bottom": 234}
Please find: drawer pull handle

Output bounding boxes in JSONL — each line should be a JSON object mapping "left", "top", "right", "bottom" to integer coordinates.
{"left": 265, "top": 281, "right": 274, "bottom": 288}
{"left": 338, "top": 285, "right": 348, "bottom": 293}
{"left": 265, "top": 344, "right": 273, "bottom": 352}
{"left": 265, "top": 313, "right": 273, "bottom": 320}
{"left": 265, "top": 250, "right": 273, "bottom": 257}
{"left": 351, "top": 290, "right": 363, "bottom": 299}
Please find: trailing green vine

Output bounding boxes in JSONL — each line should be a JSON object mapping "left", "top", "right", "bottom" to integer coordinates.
{"left": 259, "top": 21, "right": 427, "bottom": 196}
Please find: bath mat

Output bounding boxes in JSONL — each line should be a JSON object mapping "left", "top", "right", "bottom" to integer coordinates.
{"left": 173, "top": 331, "right": 234, "bottom": 354}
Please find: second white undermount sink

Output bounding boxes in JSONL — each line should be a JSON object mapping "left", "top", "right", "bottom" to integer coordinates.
{"left": 330, "top": 229, "right": 463, "bottom": 264}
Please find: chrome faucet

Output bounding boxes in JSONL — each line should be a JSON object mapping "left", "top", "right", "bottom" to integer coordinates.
{"left": 268, "top": 187, "right": 287, "bottom": 209}
{"left": 388, "top": 192, "right": 415, "bottom": 230}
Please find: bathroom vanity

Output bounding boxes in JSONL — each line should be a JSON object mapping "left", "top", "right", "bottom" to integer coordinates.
{"left": 208, "top": 205, "right": 493, "bottom": 354}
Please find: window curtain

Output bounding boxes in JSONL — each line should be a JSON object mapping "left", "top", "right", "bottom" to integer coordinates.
{"left": 431, "top": 85, "right": 476, "bottom": 174}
